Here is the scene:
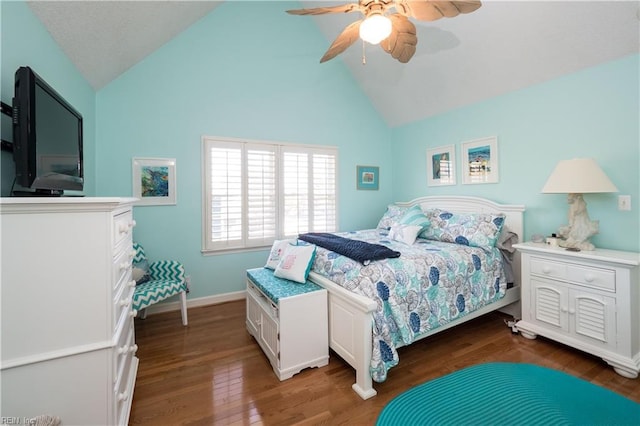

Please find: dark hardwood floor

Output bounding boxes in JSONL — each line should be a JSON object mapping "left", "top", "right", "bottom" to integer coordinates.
{"left": 130, "top": 300, "right": 640, "bottom": 425}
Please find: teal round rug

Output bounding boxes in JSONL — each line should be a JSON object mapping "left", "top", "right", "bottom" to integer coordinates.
{"left": 376, "top": 363, "right": 640, "bottom": 425}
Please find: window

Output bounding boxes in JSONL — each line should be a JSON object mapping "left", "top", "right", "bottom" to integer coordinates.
{"left": 202, "top": 136, "right": 337, "bottom": 253}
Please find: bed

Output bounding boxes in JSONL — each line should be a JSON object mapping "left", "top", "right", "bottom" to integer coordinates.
{"left": 306, "top": 195, "right": 525, "bottom": 399}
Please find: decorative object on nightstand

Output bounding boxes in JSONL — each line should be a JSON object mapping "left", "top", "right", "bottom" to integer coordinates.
{"left": 542, "top": 158, "right": 618, "bottom": 251}
{"left": 514, "top": 242, "right": 640, "bottom": 379}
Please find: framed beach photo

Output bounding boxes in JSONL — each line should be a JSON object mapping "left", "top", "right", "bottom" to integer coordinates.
{"left": 461, "top": 137, "right": 499, "bottom": 184}
{"left": 132, "top": 157, "right": 177, "bottom": 205}
{"left": 356, "top": 165, "right": 379, "bottom": 190}
{"left": 427, "top": 145, "right": 456, "bottom": 186}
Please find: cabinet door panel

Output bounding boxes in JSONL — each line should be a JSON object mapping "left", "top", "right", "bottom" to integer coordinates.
{"left": 246, "top": 290, "right": 261, "bottom": 335}
{"left": 260, "top": 313, "right": 279, "bottom": 367}
{"left": 572, "top": 292, "right": 615, "bottom": 346}
{"left": 532, "top": 279, "right": 567, "bottom": 331}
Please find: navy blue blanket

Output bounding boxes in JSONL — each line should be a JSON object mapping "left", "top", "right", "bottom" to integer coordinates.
{"left": 298, "top": 232, "right": 401, "bottom": 265}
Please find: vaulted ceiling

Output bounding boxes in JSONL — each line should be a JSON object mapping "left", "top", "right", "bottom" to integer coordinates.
{"left": 27, "top": 1, "right": 640, "bottom": 127}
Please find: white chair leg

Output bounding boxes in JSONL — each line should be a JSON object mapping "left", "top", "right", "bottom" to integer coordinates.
{"left": 180, "top": 291, "right": 188, "bottom": 326}
{"left": 139, "top": 308, "right": 148, "bottom": 319}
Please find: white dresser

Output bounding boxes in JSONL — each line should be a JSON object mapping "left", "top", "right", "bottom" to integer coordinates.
{"left": 514, "top": 242, "right": 640, "bottom": 378}
{"left": 0, "top": 197, "right": 139, "bottom": 425}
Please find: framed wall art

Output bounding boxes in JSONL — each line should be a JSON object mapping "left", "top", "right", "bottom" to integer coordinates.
{"left": 356, "top": 165, "right": 379, "bottom": 190}
{"left": 461, "top": 137, "right": 499, "bottom": 185}
{"left": 427, "top": 144, "right": 456, "bottom": 186}
{"left": 132, "top": 157, "right": 177, "bottom": 205}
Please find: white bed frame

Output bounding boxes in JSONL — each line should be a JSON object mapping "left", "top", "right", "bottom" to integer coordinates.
{"left": 308, "top": 195, "right": 525, "bottom": 399}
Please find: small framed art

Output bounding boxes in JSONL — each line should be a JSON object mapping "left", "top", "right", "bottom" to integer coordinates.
{"left": 132, "top": 157, "right": 177, "bottom": 205}
{"left": 427, "top": 145, "right": 456, "bottom": 186}
{"left": 461, "top": 137, "right": 499, "bottom": 184}
{"left": 356, "top": 165, "right": 379, "bottom": 190}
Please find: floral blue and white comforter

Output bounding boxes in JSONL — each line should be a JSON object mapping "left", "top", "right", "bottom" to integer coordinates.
{"left": 308, "top": 229, "right": 506, "bottom": 382}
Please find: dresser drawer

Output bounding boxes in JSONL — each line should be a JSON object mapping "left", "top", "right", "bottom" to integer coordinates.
{"left": 113, "top": 247, "right": 133, "bottom": 291}
{"left": 113, "top": 210, "right": 135, "bottom": 249}
{"left": 567, "top": 264, "right": 615, "bottom": 292}
{"left": 113, "top": 284, "right": 134, "bottom": 332}
{"left": 114, "top": 317, "right": 136, "bottom": 386}
{"left": 530, "top": 257, "right": 567, "bottom": 280}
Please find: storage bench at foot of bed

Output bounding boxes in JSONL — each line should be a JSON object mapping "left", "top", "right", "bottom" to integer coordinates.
{"left": 246, "top": 268, "right": 329, "bottom": 380}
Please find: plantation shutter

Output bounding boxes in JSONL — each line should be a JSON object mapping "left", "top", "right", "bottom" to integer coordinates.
{"left": 282, "top": 151, "right": 310, "bottom": 237}
{"left": 246, "top": 145, "right": 277, "bottom": 246}
{"left": 208, "top": 142, "right": 242, "bottom": 250}
{"left": 281, "top": 147, "right": 337, "bottom": 238}
{"left": 312, "top": 153, "right": 337, "bottom": 232}
{"left": 203, "top": 136, "right": 337, "bottom": 253}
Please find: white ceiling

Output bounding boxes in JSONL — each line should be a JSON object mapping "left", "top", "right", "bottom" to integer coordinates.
{"left": 28, "top": 1, "right": 640, "bottom": 127}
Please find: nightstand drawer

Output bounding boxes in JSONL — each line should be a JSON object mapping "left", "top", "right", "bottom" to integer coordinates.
{"left": 567, "top": 265, "right": 615, "bottom": 292}
{"left": 530, "top": 258, "right": 567, "bottom": 280}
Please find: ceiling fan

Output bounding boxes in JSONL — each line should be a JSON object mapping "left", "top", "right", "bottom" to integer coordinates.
{"left": 287, "top": 0, "right": 482, "bottom": 64}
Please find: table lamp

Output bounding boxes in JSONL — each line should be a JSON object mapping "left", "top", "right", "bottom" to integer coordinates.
{"left": 541, "top": 158, "right": 618, "bottom": 251}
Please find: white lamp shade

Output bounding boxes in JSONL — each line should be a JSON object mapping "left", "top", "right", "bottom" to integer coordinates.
{"left": 359, "top": 14, "right": 392, "bottom": 45}
{"left": 541, "top": 158, "right": 618, "bottom": 193}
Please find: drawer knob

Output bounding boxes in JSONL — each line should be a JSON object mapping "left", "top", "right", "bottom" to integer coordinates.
{"left": 118, "top": 345, "right": 129, "bottom": 355}
{"left": 131, "top": 309, "right": 138, "bottom": 317}
{"left": 120, "top": 299, "right": 131, "bottom": 307}
{"left": 542, "top": 266, "right": 551, "bottom": 274}
{"left": 120, "top": 261, "right": 130, "bottom": 270}
{"left": 129, "top": 344, "right": 138, "bottom": 354}
{"left": 117, "top": 392, "right": 129, "bottom": 402}
{"left": 561, "top": 306, "right": 568, "bottom": 313}
{"left": 128, "top": 280, "right": 136, "bottom": 288}
{"left": 118, "top": 224, "right": 129, "bottom": 235}
{"left": 584, "top": 274, "right": 595, "bottom": 283}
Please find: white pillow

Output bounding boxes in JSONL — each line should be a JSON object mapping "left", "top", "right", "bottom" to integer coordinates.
{"left": 265, "top": 239, "right": 296, "bottom": 270}
{"left": 274, "top": 244, "right": 316, "bottom": 283}
{"left": 388, "top": 224, "right": 423, "bottom": 245}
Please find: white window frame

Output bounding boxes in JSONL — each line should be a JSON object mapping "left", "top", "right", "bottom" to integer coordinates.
{"left": 202, "top": 136, "right": 338, "bottom": 254}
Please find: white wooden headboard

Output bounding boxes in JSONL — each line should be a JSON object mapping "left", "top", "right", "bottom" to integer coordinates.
{"left": 395, "top": 195, "right": 526, "bottom": 287}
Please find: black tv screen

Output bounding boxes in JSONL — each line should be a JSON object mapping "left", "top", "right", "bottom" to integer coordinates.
{"left": 13, "top": 66, "right": 83, "bottom": 195}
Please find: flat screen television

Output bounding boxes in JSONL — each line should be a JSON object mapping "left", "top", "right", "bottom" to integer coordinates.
{"left": 12, "top": 66, "right": 83, "bottom": 196}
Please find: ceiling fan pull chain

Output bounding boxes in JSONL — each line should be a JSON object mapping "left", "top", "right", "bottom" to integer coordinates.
{"left": 362, "top": 39, "right": 366, "bottom": 65}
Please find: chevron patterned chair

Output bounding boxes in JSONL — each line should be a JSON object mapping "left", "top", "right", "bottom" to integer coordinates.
{"left": 132, "top": 242, "right": 188, "bottom": 326}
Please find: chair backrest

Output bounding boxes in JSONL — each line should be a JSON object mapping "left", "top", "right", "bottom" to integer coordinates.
{"left": 133, "top": 242, "right": 147, "bottom": 264}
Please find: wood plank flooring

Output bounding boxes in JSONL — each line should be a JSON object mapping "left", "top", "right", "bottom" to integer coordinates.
{"left": 130, "top": 300, "right": 640, "bottom": 425}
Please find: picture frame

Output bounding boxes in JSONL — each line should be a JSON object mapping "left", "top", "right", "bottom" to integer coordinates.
{"left": 132, "top": 157, "right": 177, "bottom": 205}
{"left": 356, "top": 165, "right": 379, "bottom": 190}
{"left": 426, "top": 145, "right": 456, "bottom": 186}
{"left": 461, "top": 136, "right": 499, "bottom": 184}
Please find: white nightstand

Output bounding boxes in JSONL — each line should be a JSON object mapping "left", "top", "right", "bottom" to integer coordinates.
{"left": 513, "top": 242, "right": 640, "bottom": 378}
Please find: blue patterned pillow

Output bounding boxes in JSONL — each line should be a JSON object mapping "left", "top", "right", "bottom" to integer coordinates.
{"left": 376, "top": 204, "right": 408, "bottom": 230}
{"left": 398, "top": 205, "right": 431, "bottom": 231}
{"left": 420, "top": 209, "right": 506, "bottom": 248}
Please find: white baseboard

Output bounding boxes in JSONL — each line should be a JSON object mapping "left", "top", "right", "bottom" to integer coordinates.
{"left": 141, "top": 290, "right": 246, "bottom": 316}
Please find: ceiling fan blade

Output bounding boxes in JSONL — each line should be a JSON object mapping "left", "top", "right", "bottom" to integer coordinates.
{"left": 381, "top": 14, "right": 417, "bottom": 63}
{"left": 394, "top": 1, "right": 481, "bottom": 21}
{"left": 320, "top": 20, "right": 362, "bottom": 63}
{"left": 286, "top": 4, "right": 361, "bottom": 16}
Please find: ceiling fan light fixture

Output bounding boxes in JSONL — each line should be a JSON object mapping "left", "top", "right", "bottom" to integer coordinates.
{"left": 359, "top": 14, "right": 392, "bottom": 45}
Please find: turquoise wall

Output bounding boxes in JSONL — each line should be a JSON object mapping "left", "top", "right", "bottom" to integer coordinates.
{"left": 0, "top": 1, "right": 96, "bottom": 196}
{"left": 2, "top": 2, "right": 638, "bottom": 304}
{"left": 392, "top": 54, "right": 639, "bottom": 252}
{"left": 96, "top": 1, "right": 393, "bottom": 299}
